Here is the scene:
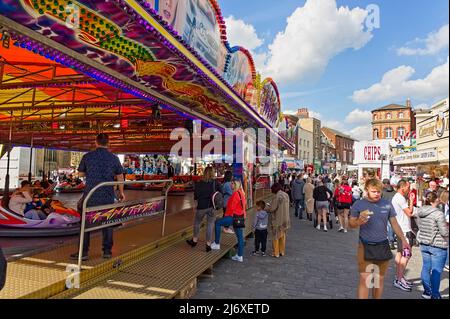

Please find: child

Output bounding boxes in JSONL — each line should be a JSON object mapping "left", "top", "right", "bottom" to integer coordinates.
{"left": 252, "top": 201, "right": 269, "bottom": 256}
{"left": 24, "top": 194, "right": 47, "bottom": 220}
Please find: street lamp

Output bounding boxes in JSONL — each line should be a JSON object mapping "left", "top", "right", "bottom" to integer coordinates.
{"left": 379, "top": 154, "right": 388, "bottom": 179}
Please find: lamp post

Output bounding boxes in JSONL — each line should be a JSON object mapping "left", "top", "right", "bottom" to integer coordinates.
{"left": 379, "top": 154, "right": 387, "bottom": 179}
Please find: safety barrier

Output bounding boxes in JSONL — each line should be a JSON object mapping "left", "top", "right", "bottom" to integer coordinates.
{"left": 76, "top": 179, "right": 173, "bottom": 272}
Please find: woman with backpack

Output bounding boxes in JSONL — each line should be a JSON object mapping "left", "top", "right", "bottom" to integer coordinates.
{"left": 211, "top": 179, "right": 247, "bottom": 262}
{"left": 186, "top": 167, "right": 222, "bottom": 252}
{"left": 335, "top": 176, "right": 353, "bottom": 233}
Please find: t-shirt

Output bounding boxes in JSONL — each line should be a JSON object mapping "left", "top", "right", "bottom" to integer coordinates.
{"left": 78, "top": 148, "right": 124, "bottom": 207}
{"left": 350, "top": 198, "right": 397, "bottom": 243}
{"left": 392, "top": 192, "right": 411, "bottom": 233}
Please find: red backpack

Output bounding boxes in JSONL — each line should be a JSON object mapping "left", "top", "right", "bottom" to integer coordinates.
{"left": 338, "top": 185, "right": 353, "bottom": 204}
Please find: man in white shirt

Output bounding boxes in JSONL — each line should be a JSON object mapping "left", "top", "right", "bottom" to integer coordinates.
{"left": 391, "top": 179, "right": 414, "bottom": 292}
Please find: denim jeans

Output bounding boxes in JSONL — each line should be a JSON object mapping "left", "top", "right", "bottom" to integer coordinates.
{"left": 294, "top": 199, "right": 304, "bottom": 218}
{"left": 83, "top": 227, "right": 114, "bottom": 254}
{"left": 24, "top": 210, "right": 46, "bottom": 220}
{"left": 214, "top": 216, "right": 245, "bottom": 257}
{"left": 420, "top": 244, "right": 448, "bottom": 299}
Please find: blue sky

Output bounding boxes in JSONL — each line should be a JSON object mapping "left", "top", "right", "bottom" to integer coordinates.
{"left": 218, "top": 0, "right": 449, "bottom": 139}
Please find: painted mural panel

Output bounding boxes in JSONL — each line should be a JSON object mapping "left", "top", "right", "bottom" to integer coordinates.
{"left": 259, "top": 80, "right": 280, "bottom": 128}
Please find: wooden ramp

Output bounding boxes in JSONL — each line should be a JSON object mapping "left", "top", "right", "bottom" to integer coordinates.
{"left": 57, "top": 205, "right": 262, "bottom": 299}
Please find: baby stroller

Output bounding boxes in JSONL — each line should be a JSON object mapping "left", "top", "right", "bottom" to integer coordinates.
{"left": 313, "top": 200, "right": 333, "bottom": 229}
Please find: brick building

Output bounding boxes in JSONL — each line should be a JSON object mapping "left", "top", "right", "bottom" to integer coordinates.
{"left": 322, "top": 127, "right": 355, "bottom": 172}
{"left": 371, "top": 99, "right": 415, "bottom": 140}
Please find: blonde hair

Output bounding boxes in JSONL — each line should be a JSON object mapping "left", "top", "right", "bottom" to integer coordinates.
{"left": 233, "top": 179, "right": 243, "bottom": 191}
{"left": 365, "top": 178, "right": 383, "bottom": 191}
{"left": 202, "top": 167, "right": 215, "bottom": 182}
{"left": 440, "top": 190, "right": 449, "bottom": 204}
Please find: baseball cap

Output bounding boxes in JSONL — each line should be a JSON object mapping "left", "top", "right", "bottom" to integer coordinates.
{"left": 382, "top": 179, "right": 390, "bottom": 185}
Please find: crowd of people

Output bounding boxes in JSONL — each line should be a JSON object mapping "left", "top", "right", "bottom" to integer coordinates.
{"left": 7, "top": 179, "right": 56, "bottom": 220}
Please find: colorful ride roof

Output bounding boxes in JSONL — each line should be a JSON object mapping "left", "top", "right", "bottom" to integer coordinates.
{"left": 0, "top": 0, "right": 293, "bottom": 153}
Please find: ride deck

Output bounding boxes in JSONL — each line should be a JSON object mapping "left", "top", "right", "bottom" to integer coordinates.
{"left": 0, "top": 195, "right": 268, "bottom": 299}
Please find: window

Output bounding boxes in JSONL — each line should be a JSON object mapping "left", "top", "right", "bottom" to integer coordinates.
{"left": 398, "top": 127, "right": 405, "bottom": 138}
{"left": 343, "top": 151, "right": 347, "bottom": 162}
{"left": 386, "top": 113, "right": 392, "bottom": 119}
{"left": 373, "top": 129, "right": 379, "bottom": 139}
{"left": 399, "top": 112, "right": 404, "bottom": 119}
{"left": 373, "top": 114, "right": 377, "bottom": 121}
{"left": 307, "top": 141, "right": 310, "bottom": 148}
{"left": 307, "top": 152, "right": 310, "bottom": 160}
{"left": 385, "top": 127, "right": 393, "bottom": 139}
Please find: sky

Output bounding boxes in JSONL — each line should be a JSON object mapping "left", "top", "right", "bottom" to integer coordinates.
{"left": 217, "top": 0, "right": 449, "bottom": 140}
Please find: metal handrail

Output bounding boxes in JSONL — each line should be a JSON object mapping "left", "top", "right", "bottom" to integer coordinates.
{"left": 77, "top": 179, "right": 173, "bottom": 272}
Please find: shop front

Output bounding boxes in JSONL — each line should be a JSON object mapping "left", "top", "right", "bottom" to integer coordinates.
{"left": 394, "top": 98, "right": 449, "bottom": 197}
{"left": 354, "top": 139, "right": 391, "bottom": 180}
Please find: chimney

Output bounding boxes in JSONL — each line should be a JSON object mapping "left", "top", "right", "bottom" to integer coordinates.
{"left": 406, "top": 98, "right": 411, "bottom": 108}
{"left": 297, "top": 108, "right": 309, "bottom": 118}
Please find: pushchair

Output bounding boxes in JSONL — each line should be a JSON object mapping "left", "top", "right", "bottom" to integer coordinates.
{"left": 313, "top": 200, "right": 334, "bottom": 229}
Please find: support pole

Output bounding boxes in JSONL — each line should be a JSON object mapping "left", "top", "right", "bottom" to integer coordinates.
{"left": 2, "top": 119, "right": 13, "bottom": 206}
{"left": 28, "top": 135, "right": 34, "bottom": 183}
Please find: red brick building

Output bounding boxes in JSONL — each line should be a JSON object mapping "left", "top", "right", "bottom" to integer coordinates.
{"left": 371, "top": 100, "right": 416, "bottom": 140}
{"left": 322, "top": 127, "right": 356, "bottom": 169}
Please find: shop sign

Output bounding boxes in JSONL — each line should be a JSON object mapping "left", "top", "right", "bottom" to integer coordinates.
{"left": 354, "top": 140, "right": 391, "bottom": 164}
{"left": 393, "top": 148, "right": 438, "bottom": 165}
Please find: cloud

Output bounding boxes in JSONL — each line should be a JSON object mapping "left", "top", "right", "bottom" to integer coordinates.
{"left": 225, "top": 16, "right": 267, "bottom": 71}
{"left": 345, "top": 109, "right": 372, "bottom": 124}
{"left": 225, "top": 16, "right": 264, "bottom": 50}
{"left": 397, "top": 24, "right": 449, "bottom": 56}
{"left": 309, "top": 110, "right": 322, "bottom": 120}
{"left": 352, "top": 57, "right": 449, "bottom": 104}
{"left": 348, "top": 125, "right": 372, "bottom": 141}
{"left": 263, "top": 0, "right": 373, "bottom": 84}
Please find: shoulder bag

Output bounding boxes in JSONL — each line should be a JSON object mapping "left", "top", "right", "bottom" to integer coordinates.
{"left": 360, "top": 237, "right": 393, "bottom": 261}
{"left": 233, "top": 191, "right": 245, "bottom": 228}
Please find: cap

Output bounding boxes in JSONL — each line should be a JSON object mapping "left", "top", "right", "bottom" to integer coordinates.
{"left": 382, "top": 179, "right": 390, "bottom": 185}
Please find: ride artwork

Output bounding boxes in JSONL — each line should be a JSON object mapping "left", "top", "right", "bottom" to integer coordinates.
{"left": 85, "top": 198, "right": 165, "bottom": 230}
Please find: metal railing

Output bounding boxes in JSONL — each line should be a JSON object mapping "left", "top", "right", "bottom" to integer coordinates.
{"left": 77, "top": 179, "right": 173, "bottom": 271}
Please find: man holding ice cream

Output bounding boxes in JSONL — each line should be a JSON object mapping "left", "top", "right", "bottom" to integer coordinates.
{"left": 349, "top": 178, "right": 410, "bottom": 299}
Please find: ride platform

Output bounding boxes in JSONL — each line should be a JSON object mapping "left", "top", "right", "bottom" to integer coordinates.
{"left": 0, "top": 195, "right": 269, "bottom": 299}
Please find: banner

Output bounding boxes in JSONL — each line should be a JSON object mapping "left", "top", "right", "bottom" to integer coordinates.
{"left": 86, "top": 198, "right": 166, "bottom": 230}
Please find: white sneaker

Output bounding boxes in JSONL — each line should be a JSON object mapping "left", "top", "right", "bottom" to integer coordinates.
{"left": 338, "top": 227, "right": 344, "bottom": 232}
{"left": 210, "top": 242, "right": 221, "bottom": 250}
{"left": 316, "top": 225, "right": 321, "bottom": 230}
{"left": 231, "top": 255, "right": 243, "bottom": 262}
{"left": 323, "top": 227, "right": 328, "bottom": 232}
{"left": 344, "top": 229, "right": 348, "bottom": 233}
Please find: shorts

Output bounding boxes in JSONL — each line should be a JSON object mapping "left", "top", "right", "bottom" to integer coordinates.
{"left": 337, "top": 202, "right": 351, "bottom": 210}
{"left": 397, "top": 232, "right": 414, "bottom": 253}
{"left": 357, "top": 244, "right": 389, "bottom": 276}
{"left": 316, "top": 201, "right": 329, "bottom": 210}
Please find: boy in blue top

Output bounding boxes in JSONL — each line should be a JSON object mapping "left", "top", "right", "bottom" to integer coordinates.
{"left": 252, "top": 201, "right": 269, "bottom": 256}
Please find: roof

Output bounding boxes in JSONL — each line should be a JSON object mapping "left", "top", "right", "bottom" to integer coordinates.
{"left": 372, "top": 104, "right": 409, "bottom": 112}
{"left": 322, "top": 127, "right": 356, "bottom": 141}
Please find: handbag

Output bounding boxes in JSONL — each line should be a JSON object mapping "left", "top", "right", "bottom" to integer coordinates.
{"left": 360, "top": 237, "right": 393, "bottom": 261}
{"left": 232, "top": 191, "right": 245, "bottom": 229}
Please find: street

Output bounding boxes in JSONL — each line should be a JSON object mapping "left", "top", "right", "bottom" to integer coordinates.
{"left": 195, "top": 208, "right": 449, "bottom": 299}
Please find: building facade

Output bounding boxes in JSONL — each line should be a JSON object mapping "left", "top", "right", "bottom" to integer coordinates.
{"left": 371, "top": 99, "right": 415, "bottom": 141}
{"left": 322, "top": 127, "right": 355, "bottom": 173}
{"left": 321, "top": 131, "right": 336, "bottom": 173}
{"left": 393, "top": 98, "right": 449, "bottom": 192}
{"left": 298, "top": 126, "right": 314, "bottom": 165}
{"left": 297, "top": 108, "right": 322, "bottom": 163}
